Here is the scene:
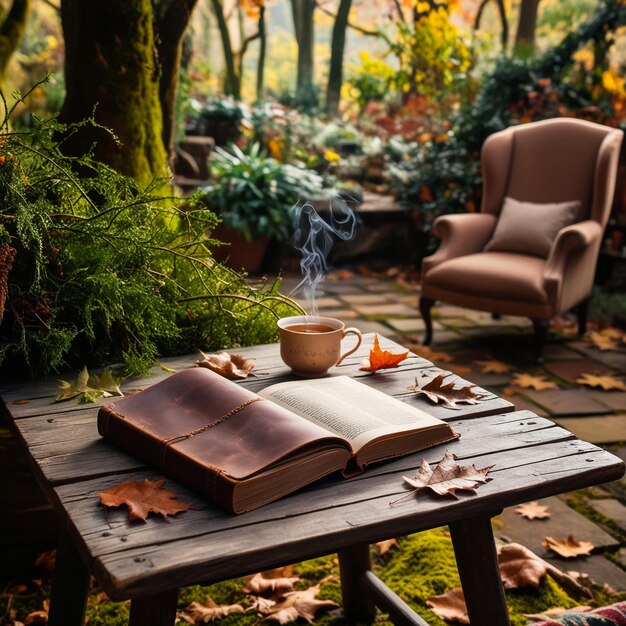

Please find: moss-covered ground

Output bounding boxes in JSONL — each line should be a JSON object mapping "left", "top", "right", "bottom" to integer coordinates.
{"left": 2, "top": 525, "right": 623, "bottom": 625}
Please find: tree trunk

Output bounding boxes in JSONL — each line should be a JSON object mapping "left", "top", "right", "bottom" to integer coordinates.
{"left": 154, "top": 0, "right": 198, "bottom": 163}
{"left": 211, "top": 0, "right": 240, "bottom": 98}
{"left": 474, "top": 0, "right": 508, "bottom": 51}
{"left": 515, "top": 0, "right": 540, "bottom": 52}
{"left": 0, "top": 0, "right": 31, "bottom": 118}
{"left": 256, "top": 5, "right": 266, "bottom": 101}
{"left": 59, "top": 0, "right": 167, "bottom": 185}
{"left": 325, "top": 0, "right": 351, "bottom": 118}
{"left": 292, "top": 0, "right": 315, "bottom": 105}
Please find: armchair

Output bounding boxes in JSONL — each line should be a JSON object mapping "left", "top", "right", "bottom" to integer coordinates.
{"left": 419, "top": 117, "right": 623, "bottom": 362}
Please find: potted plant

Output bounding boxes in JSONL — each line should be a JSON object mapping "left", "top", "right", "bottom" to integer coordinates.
{"left": 200, "top": 143, "right": 326, "bottom": 271}
{"left": 187, "top": 97, "right": 249, "bottom": 146}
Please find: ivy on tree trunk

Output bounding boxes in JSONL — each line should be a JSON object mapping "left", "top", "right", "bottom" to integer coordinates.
{"left": 59, "top": 0, "right": 168, "bottom": 185}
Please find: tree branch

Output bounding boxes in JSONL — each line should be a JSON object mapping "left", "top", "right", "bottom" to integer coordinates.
{"left": 314, "top": 1, "right": 381, "bottom": 37}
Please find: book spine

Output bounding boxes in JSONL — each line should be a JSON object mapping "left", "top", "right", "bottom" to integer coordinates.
{"left": 97, "top": 405, "right": 237, "bottom": 513}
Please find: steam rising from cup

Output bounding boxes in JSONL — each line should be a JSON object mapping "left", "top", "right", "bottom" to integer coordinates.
{"left": 291, "top": 195, "right": 357, "bottom": 317}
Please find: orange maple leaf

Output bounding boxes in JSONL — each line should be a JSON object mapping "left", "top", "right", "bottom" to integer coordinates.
{"left": 98, "top": 478, "right": 191, "bottom": 523}
{"left": 360, "top": 334, "right": 408, "bottom": 372}
{"left": 543, "top": 535, "right": 594, "bottom": 558}
{"left": 514, "top": 501, "right": 550, "bottom": 520}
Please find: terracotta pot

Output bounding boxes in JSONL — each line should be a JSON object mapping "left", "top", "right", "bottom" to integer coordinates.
{"left": 0, "top": 244, "right": 16, "bottom": 323}
{"left": 211, "top": 225, "right": 269, "bottom": 273}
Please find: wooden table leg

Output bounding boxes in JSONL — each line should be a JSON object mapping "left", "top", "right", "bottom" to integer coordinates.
{"left": 449, "top": 515, "right": 511, "bottom": 626}
{"left": 48, "top": 527, "right": 89, "bottom": 626}
{"left": 129, "top": 589, "right": 178, "bottom": 626}
{"left": 338, "top": 544, "right": 376, "bottom": 623}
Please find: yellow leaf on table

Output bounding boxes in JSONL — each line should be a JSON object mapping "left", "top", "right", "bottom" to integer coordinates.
{"left": 543, "top": 535, "right": 594, "bottom": 558}
{"left": 510, "top": 373, "right": 557, "bottom": 391}
{"left": 576, "top": 373, "right": 626, "bottom": 391}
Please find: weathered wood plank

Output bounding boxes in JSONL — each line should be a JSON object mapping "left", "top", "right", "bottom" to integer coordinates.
{"left": 85, "top": 446, "right": 622, "bottom": 600}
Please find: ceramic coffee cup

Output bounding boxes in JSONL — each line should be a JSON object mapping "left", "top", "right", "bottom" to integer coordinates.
{"left": 278, "top": 315, "right": 363, "bottom": 377}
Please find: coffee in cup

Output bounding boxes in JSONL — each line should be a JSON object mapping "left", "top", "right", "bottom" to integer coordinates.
{"left": 278, "top": 315, "right": 362, "bottom": 377}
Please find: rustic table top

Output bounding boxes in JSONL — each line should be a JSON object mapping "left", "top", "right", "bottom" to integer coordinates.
{"left": 2, "top": 334, "right": 624, "bottom": 602}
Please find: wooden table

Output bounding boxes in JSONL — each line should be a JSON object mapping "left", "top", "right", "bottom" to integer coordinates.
{"left": 2, "top": 334, "right": 624, "bottom": 626}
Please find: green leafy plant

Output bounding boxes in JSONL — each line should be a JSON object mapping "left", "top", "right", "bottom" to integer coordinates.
{"left": 0, "top": 90, "right": 302, "bottom": 379}
{"left": 200, "top": 143, "right": 327, "bottom": 242}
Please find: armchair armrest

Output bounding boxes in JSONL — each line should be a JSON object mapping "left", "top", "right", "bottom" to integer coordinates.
{"left": 543, "top": 220, "right": 603, "bottom": 307}
{"left": 422, "top": 213, "right": 497, "bottom": 276}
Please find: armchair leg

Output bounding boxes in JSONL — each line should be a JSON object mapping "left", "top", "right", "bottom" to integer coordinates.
{"left": 577, "top": 298, "right": 590, "bottom": 337}
{"left": 532, "top": 319, "right": 550, "bottom": 364}
{"left": 419, "top": 297, "right": 435, "bottom": 346}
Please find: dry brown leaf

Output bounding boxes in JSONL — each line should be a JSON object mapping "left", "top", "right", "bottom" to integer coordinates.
{"left": 474, "top": 359, "right": 511, "bottom": 374}
{"left": 376, "top": 538, "right": 398, "bottom": 555}
{"left": 587, "top": 331, "right": 620, "bottom": 351}
{"left": 411, "top": 344, "right": 454, "bottom": 363}
{"left": 360, "top": 334, "right": 408, "bottom": 372}
{"left": 391, "top": 451, "right": 492, "bottom": 505}
{"left": 243, "top": 572, "right": 301, "bottom": 596}
{"left": 261, "top": 566, "right": 295, "bottom": 579}
{"left": 426, "top": 587, "right": 469, "bottom": 624}
{"left": 510, "top": 373, "right": 557, "bottom": 391}
{"left": 576, "top": 373, "right": 626, "bottom": 391}
{"left": 514, "top": 501, "right": 551, "bottom": 520}
{"left": 543, "top": 535, "right": 594, "bottom": 558}
{"left": 196, "top": 351, "right": 255, "bottom": 380}
{"left": 98, "top": 477, "right": 191, "bottom": 523}
{"left": 259, "top": 579, "right": 338, "bottom": 623}
{"left": 409, "top": 373, "right": 487, "bottom": 410}
{"left": 450, "top": 364, "right": 472, "bottom": 376}
{"left": 24, "top": 601, "right": 48, "bottom": 625}
{"left": 599, "top": 327, "right": 623, "bottom": 340}
{"left": 178, "top": 597, "right": 245, "bottom": 624}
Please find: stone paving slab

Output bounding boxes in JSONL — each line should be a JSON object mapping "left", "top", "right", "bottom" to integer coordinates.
{"left": 353, "top": 303, "right": 418, "bottom": 317}
{"left": 315, "top": 308, "right": 360, "bottom": 321}
{"left": 386, "top": 318, "right": 445, "bottom": 333}
{"left": 292, "top": 297, "right": 340, "bottom": 310}
{"left": 568, "top": 342, "right": 626, "bottom": 372}
{"left": 350, "top": 320, "right": 394, "bottom": 335}
{"left": 504, "top": 393, "right": 549, "bottom": 417}
{"left": 339, "top": 293, "right": 395, "bottom": 305}
{"left": 590, "top": 391, "right": 626, "bottom": 411}
{"left": 588, "top": 499, "right": 626, "bottom": 533}
{"left": 548, "top": 554, "right": 626, "bottom": 592}
{"left": 543, "top": 359, "right": 614, "bottom": 383}
{"left": 437, "top": 317, "right": 477, "bottom": 329}
{"left": 496, "top": 497, "right": 619, "bottom": 555}
{"left": 553, "top": 415, "right": 626, "bottom": 444}
{"left": 525, "top": 389, "right": 613, "bottom": 416}
{"left": 542, "top": 344, "right": 586, "bottom": 361}
{"left": 432, "top": 305, "right": 478, "bottom": 318}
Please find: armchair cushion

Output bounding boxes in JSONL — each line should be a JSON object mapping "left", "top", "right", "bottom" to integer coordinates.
{"left": 484, "top": 196, "right": 582, "bottom": 258}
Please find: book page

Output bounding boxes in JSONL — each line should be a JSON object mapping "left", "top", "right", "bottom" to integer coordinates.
{"left": 259, "top": 376, "right": 444, "bottom": 453}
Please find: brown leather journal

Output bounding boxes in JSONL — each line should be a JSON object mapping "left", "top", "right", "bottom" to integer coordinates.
{"left": 98, "top": 368, "right": 456, "bottom": 514}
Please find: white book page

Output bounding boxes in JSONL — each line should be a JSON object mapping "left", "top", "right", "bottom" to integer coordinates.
{"left": 259, "top": 376, "right": 443, "bottom": 453}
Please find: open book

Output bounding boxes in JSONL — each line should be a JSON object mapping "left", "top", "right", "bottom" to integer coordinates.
{"left": 98, "top": 368, "right": 457, "bottom": 514}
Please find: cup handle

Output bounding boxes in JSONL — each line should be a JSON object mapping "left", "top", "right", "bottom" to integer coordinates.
{"left": 336, "top": 327, "right": 363, "bottom": 365}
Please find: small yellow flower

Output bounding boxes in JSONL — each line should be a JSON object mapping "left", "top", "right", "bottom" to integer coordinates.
{"left": 324, "top": 150, "right": 340, "bottom": 162}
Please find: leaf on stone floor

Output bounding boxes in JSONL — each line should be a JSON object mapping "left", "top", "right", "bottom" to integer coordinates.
{"left": 575, "top": 373, "right": 626, "bottom": 391}
{"left": 451, "top": 364, "right": 472, "bottom": 376}
{"left": 543, "top": 535, "right": 594, "bottom": 558}
{"left": 390, "top": 451, "right": 493, "bottom": 505}
{"left": 360, "top": 334, "right": 408, "bottom": 372}
{"left": 177, "top": 597, "right": 245, "bottom": 624}
{"left": 243, "top": 572, "right": 301, "bottom": 596}
{"left": 196, "top": 351, "right": 255, "bottom": 380}
{"left": 587, "top": 331, "right": 620, "bottom": 352}
{"left": 524, "top": 606, "right": 593, "bottom": 622}
{"left": 409, "top": 373, "right": 487, "bottom": 410}
{"left": 426, "top": 587, "right": 469, "bottom": 624}
{"left": 514, "top": 501, "right": 551, "bottom": 520}
{"left": 510, "top": 373, "right": 557, "bottom": 391}
{"left": 98, "top": 477, "right": 191, "bottom": 523}
{"left": 326, "top": 269, "right": 354, "bottom": 281}
{"left": 411, "top": 344, "right": 454, "bottom": 363}
{"left": 376, "top": 538, "right": 398, "bottom": 555}
{"left": 259, "top": 579, "right": 339, "bottom": 624}
{"left": 474, "top": 359, "right": 512, "bottom": 374}
{"left": 598, "top": 327, "right": 623, "bottom": 340}
{"left": 56, "top": 366, "right": 123, "bottom": 403}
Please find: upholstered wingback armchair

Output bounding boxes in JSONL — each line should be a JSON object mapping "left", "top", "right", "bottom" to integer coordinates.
{"left": 420, "top": 117, "right": 623, "bottom": 362}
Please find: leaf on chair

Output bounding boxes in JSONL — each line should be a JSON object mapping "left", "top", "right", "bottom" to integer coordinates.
{"left": 360, "top": 334, "right": 408, "bottom": 372}
{"left": 98, "top": 478, "right": 191, "bottom": 523}
{"left": 243, "top": 572, "right": 301, "bottom": 596}
{"left": 510, "top": 373, "right": 557, "bottom": 391}
{"left": 576, "top": 373, "right": 626, "bottom": 391}
{"left": 196, "top": 351, "right": 255, "bottom": 379}
{"left": 409, "top": 373, "right": 487, "bottom": 409}
{"left": 543, "top": 535, "right": 594, "bottom": 559}
{"left": 426, "top": 587, "right": 469, "bottom": 624}
{"left": 587, "top": 331, "right": 620, "bottom": 352}
{"left": 515, "top": 501, "right": 551, "bottom": 520}
{"left": 390, "top": 451, "right": 493, "bottom": 505}
{"left": 178, "top": 597, "right": 245, "bottom": 624}
{"left": 474, "top": 359, "right": 512, "bottom": 374}
{"left": 258, "top": 579, "right": 339, "bottom": 623}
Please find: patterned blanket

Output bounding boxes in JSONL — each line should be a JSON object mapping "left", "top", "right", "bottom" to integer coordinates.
{"left": 531, "top": 603, "right": 626, "bottom": 625}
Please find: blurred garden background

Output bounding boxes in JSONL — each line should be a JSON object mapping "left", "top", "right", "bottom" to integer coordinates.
{"left": 2, "top": 1, "right": 626, "bottom": 624}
